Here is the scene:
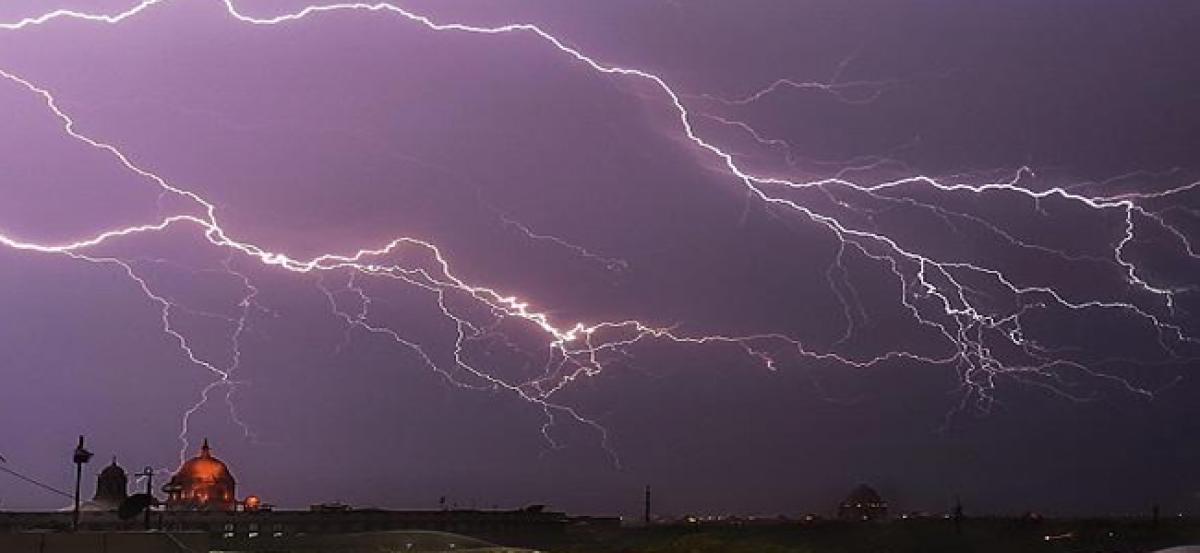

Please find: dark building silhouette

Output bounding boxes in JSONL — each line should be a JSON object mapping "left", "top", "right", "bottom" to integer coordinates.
{"left": 164, "top": 439, "right": 237, "bottom": 511}
{"left": 837, "top": 484, "right": 888, "bottom": 521}
{"left": 84, "top": 458, "right": 128, "bottom": 511}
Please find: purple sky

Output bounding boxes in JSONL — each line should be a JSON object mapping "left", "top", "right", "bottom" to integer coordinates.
{"left": 1, "top": 0, "right": 1198, "bottom": 518}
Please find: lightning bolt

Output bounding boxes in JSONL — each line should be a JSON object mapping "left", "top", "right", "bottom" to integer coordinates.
{"left": 1, "top": 0, "right": 1197, "bottom": 468}
{"left": 694, "top": 51, "right": 930, "bottom": 107}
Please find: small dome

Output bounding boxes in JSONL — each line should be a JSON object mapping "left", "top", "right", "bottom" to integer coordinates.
{"left": 845, "top": 484, "right": 883, "bottom": 504}
{"left": 99, "top": 458, "right": 126, "bottom": 479}
{"left": 92, "top": 456, "right": 129, "bottom": 509}
{"left": 838, "top": 483, "right": 888, "bottom": 521}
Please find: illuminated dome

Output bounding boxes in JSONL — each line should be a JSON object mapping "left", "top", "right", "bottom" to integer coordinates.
{"left": 164, "top": 439, "right": 237, "bottom": 511}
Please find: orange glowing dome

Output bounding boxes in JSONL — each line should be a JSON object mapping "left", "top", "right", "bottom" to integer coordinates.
{"left": 164, "top": 439, "right": 237, "bottom": 511}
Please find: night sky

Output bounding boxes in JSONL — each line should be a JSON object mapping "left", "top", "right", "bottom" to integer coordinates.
{"left": 1, "top": 0, "right": 1198, "bottom": 518}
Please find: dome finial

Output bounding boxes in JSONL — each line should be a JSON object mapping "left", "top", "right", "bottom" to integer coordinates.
{"left": 201, "top": 438, "right": 211, "bottom": 457}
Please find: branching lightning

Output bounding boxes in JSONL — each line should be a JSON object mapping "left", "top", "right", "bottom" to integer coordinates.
{"left": 1, "top": 0, "right": 1197, "bottom": 466}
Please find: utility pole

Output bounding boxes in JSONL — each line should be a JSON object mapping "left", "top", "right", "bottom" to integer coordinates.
{"left": 953, "top": 495, "right": 964, "bottom": 534}
{"left": 71, "top": 436, "right": 93, "bottom": 531}
{"left": 644, "top": 485, "right": 651, "bottom": 526}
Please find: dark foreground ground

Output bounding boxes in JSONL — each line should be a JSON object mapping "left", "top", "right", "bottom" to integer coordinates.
{"left": 0, "top": 518, "right": 1195, "bottom": 552}
{"left": 546, "top": 517, "right": 1200, "bottom": 553}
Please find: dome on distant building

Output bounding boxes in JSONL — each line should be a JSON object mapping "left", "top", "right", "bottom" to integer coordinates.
{"left": 164, "top": 439, "right": 237, "bottom": 511}
{"left": 838, "top": 484, "right": 888, "bottom": 521}
{"left": 83, "top": 457, "right": 128, "bottom": 511}
{"left": 846, "top": 484, "right": 883, "bottom": 505}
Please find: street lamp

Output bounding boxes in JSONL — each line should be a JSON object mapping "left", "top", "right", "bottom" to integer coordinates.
{"left": 71, "top": 436, "right": 93, "bottom": 531}
{"left": 135, "top": 467, "right": 155, "bottom": 530}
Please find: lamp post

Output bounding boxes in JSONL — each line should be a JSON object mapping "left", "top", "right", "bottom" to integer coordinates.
{"left": 71, "top": 436, "right": 93, "bottom": 531}
{"left": 135, "top": 467, "right": 155, "bottom": 530}
{"left": 644, "top": 485, "right": 651, "bottom": 527}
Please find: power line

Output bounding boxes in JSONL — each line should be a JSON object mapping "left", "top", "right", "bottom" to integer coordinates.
{"left": 0, "top": 461, "right": 73, "bottom": 499}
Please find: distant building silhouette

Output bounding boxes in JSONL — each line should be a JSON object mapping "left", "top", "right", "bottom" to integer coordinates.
{"left": 81, "top": 457, "right": 128, "bottom": 511}
{"left": 837, "top": 484, "right": 888, "bottom": 521}
{"left": 164, "top": 439, "right": 237, "bottom": 511}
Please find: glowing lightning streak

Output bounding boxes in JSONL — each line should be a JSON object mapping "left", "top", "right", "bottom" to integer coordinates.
{"left": 0, "top": 0, "right": 1197, "bottom": 457}
{"left": 1, "top": 66, "right": 624, "bottom": 457}
{"left": 5, "top": 55, "right": 632, "bottom": 454}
